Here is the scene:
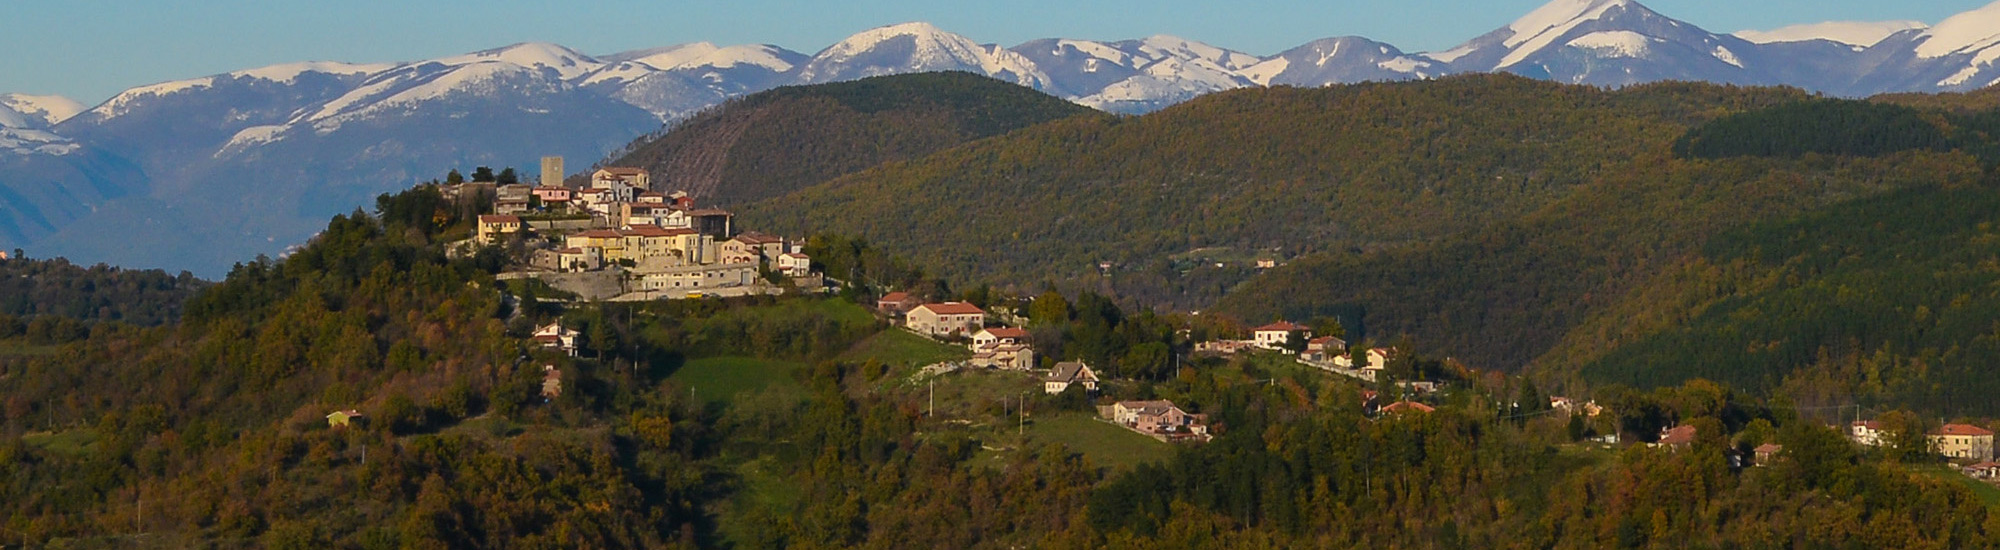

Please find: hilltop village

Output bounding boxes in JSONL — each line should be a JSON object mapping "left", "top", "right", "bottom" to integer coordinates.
{"left": 454, "top": 161, "right": 817, "bottom": 301}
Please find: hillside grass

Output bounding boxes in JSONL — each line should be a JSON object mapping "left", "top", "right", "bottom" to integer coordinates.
{"left": 1909, "top": 464, "right": 2000, "bottom": 507}
{"left": 838, "top": 329, "right": 969, "bottom": 368}
{"left": 1027, "top": 413, "right": 1176, "bottom": 473}
{"left": 670, "top": 357, "right": 807, "bottom": 405}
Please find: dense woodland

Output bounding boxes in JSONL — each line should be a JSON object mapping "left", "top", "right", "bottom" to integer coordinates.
{"left": 0, "top": 255, "right": 204, "bottom": 326}
{"left": 602, "top": 72, "right": 1095, "bottom": 207}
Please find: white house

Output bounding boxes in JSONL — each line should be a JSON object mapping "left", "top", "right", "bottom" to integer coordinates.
{"left": 1044, "top": 361, "right": 1099, "bottom": 395}
{"left": 971, "top": 327, "right": 1030, "bottom": 350}
{"left": 778, "top": 252, "right": 812, "bottom": 278}
{"left": 1251, "top": 321, "right": 1310, "bottom": 349}
{"left": 1335, "top": 347, "right": 1396, "bottom": 371}
{"left": 1852, "top": 420, "right": 1888, "bottom": 447}
{"left": 533, "top": 321, "right": 581, "bottom": 356}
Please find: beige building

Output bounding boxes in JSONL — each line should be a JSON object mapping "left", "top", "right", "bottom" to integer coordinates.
{"left": 634, "top": 262, "right": 758, "bottom": 293}
{"left": 907, "top": 302, "right": 986, "bottom": 336}
{"left": 476, "top": 215, "right": 522, "bottom": 245}
{"left": 1931, "top": 424, "right": 1995, "bottom": 460}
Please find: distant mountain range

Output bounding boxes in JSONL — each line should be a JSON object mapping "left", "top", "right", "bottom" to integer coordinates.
{"left": 11, "top": 0, "right": 2000, "bottom": 275}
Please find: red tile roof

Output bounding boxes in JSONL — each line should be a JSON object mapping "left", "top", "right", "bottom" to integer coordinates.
{"left": 1754, "top": 443, "right": 1782, "bottom": 453}
{"left": 620, "top": 225, "right": 676, "bottom": 238}
{"left": 880, "top": 292, "right": 914, "bottom": 303}
{"left": 1934, "top": 424, "right": 1995, "bottom": 437}
{"left": 1383, "top": 401, "right": 1434, "bottom": 414}
{"left": 1253, "top": 321, "right": 1309, "bottom": 333}
{"left": 917, "top": 302, "right": 985, "bottom": 315}
{"left": 733, "top": 231, "right": 784, "bottom": 244}
{"left": 1659, "top": 425, "right": 1698, "bottom": 445}
{"left": 576, "top": 229, "right": 624, "bottom": 238}
{"left": 598, "top": 167, "right": 646, "bottom": 176}
{"left": 982, "top": 327, "right": 1029, "bottom": 339}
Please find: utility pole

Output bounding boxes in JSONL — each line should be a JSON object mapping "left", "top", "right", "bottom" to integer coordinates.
{"left": 1018, "top": 392, "right": 1025, "bottom": 436}
{"left": 928, "top": 379, "right": 935, "bottom": 418}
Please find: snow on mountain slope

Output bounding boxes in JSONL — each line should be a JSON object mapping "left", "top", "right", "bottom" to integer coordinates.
{"left": 1, "top": 94, "right": 86, "bottom": 127}
{"left": 1496, "top": 0, "right": 1634, "bottom": 69}
{"left": 0, "top": 99, "right": 78, "bottom": 155}
{"left": 1913, "top": 1, "right": 2000, "bottom": 59}
{"left": 1567, "top": 30, "right": 1657, "bottom": 58}
{"left": 1247, "top": 36, "right": 1439, "bottom": 87}
{"left": 1734, "top": 20, "right": 1927, "bottom": 47}
{"left": 1425, "top": 0, "right": 1782, "bottom": 88}
{"left": 793, "top": 23, "right": 1051, "bottom": 89}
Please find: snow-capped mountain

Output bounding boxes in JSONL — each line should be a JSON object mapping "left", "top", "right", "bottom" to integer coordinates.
{"left": 0, "top": 94, "right": 87, "bottom": 156}
{"left": 1860, "top": 2, "right": 2000, "bottom": 93}
{"left": 1011, "top": 35, "right": 1261, "bottom": 113}
{"left": 1426, "top": 0, "right": 1777, "bottom": 88}
{"left": 1734, "top": 21, "right": 1929, "bottom": 48}
{"left": 793, "top": 22, "right": 1051, "bottom": 90}
{"left": 1244, "top": 37, "right": 1440, "bottom": 88}
{"left": 16, "top": 1, "right": 2000, "bottom": 275}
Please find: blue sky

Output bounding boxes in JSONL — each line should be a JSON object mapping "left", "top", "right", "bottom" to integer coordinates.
{"left": 5, "top": 0, "right": 1993, "bottom": 104}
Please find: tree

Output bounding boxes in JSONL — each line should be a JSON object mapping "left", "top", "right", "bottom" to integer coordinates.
{"left": 445, "top": 169, "right": 464, "bottom": 185}
{"left": 1308, "top": 316, "right": 1346, "bottom": 340}
{"left": 1282, "top": 330, "right": 1308, "bottom": 353}
{"left": 471, "top": 166, "right": 496, "bottom": 182}
{"left": 496, "top": 168, "right": 519, "bottom": 185}
{"left": 1030, "top": 290, "right": 1071, "bottom": 326}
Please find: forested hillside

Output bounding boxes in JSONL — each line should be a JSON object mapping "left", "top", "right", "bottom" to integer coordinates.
{"left": 601, "top": 72, "right": 1097, "bottom": 206}
{"left": 738, "top": 75, "right": 1812, "bottom": 308}
{"left": 0, "top": 254, "right": 205, "bottom": 325}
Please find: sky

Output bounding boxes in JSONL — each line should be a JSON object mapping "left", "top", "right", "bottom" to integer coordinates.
{"left": 4, "top": 0, "right": 1994, "bottom": 105}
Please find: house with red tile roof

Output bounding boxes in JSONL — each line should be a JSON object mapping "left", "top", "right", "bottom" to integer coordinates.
{"left": 1111, "top": 399, "right": 1210, "bottom": 441}
{"left": 1655, "top": 425, "right": 1698, "bottom": 449}
{"left": 1930, "top": 424, "right": 1995, "bottom": 460}
{"left": 1851, "top": 420, "right": 1888, "bottom": 446}
{"left": 877, "top": 292, "right": 921, "bottom": 316}
{"left": 1754, "top": 443, "right": 1783, "bottom": 466}
{"left": 1251, "top": 321, "right": 1311, "bottom": 349}
{"left": 908, "top": 302, "right": 985, "bottom": 336}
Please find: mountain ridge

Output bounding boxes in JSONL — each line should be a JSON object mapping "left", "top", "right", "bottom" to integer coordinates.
{"left": 14, "top": 0, "right": 2000, "bottom": 275}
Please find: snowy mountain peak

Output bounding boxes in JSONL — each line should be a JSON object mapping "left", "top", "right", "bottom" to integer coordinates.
{"left": 1734, "top": 20, "right": 1928, "bottom": 47}
{"left": 824, "top": 21, "right": 972, "bottom": 55}
{"left": 229, "top": 61, "right": 394, "bottom": 84}
{"left": 616, "top": 42, "right": 724, "bottom": 71}
{"left": 445, "top": 42, "right": 604, "bottom": 79}
{"left": 1135, "top": 35, "right": 1261, "bottom": 70}
{"left": 798, "top": 21, "right": 1049, "bottom": 88}
{"left": 0, "top": 94, "right": 86, "bottom": 127}
{"left": 1914, "top": 0, "right": 2000, "bottom": 58}
{"left": 1498, "top": 0, "right": 1653, "bottom": 67}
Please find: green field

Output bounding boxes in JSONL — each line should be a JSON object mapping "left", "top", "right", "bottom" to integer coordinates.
{"left": 838, "top": 329, "right": 970, "bottom": 369}
{"left": 670, "top": 357, "right": 807, "bottom": 404}
{"left": 1027, "top": 414, "right": 1177, "bottom": 473}
{"left": 1911, "top": 465, "right": 2000, "bottom": 507}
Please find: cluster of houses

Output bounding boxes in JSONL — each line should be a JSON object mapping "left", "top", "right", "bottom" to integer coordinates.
{"left": 1641, "top": 417, "right": 1998, "bottom": 473}
{"left": 1852, "top": 419, "right": 1996, "bottom": 470}
{"left": 466, "top": 166, "right": 815, "bottom": 297}
{"left": 1193, "top": 320, "right": 1399, "bottom": 384}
